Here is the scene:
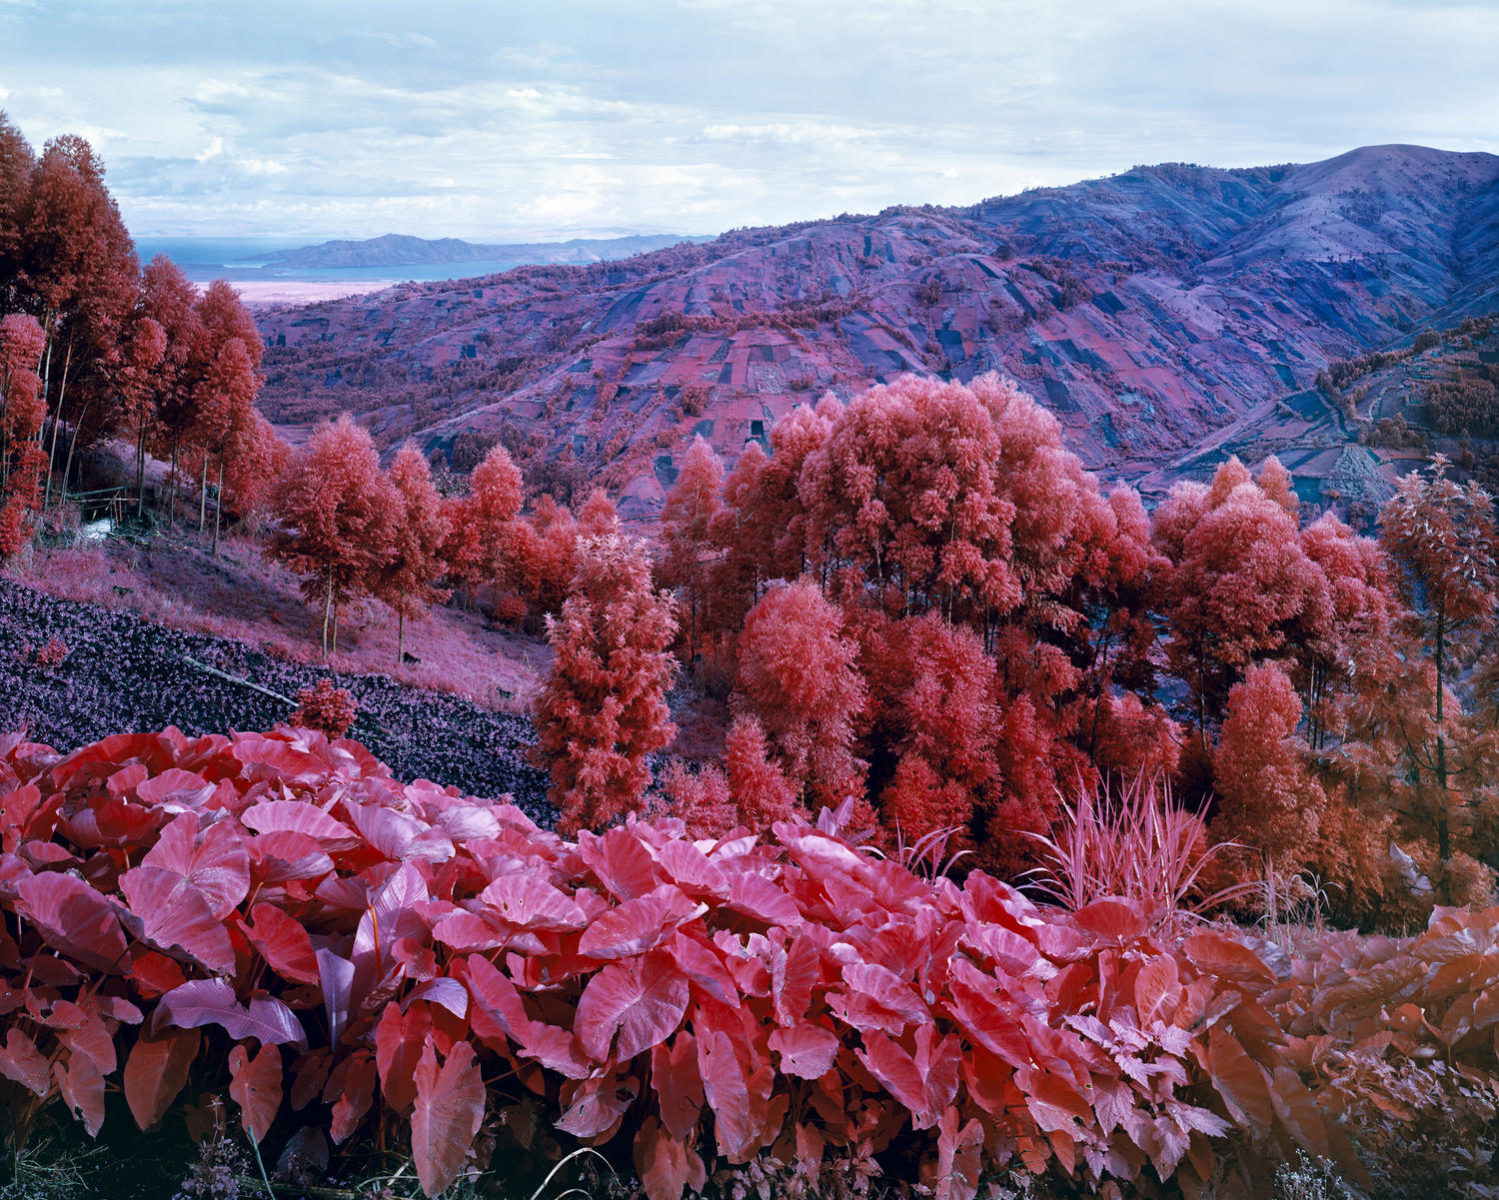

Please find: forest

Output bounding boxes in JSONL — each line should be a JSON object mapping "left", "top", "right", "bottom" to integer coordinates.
{"left": 3, "top": 114, "right": 1499, "bottom": 1200}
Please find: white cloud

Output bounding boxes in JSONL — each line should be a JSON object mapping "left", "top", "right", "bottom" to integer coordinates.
{"left": 0, "top": 0, "right": 1493, "bottom": 239}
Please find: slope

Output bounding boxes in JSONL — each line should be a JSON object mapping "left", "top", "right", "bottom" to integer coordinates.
{"left": 254, "top": 145, "right": 1499, "bottom": 515}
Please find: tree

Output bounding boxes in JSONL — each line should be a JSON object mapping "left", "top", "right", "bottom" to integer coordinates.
{"left": 1376, "top": 457, "right": 1499, "bottom": 891}
{"left": 724, "top": 715, "right": 797, "bottom": 831}
{"left": 577, "top": 487, "right": 619, "bottom": 539}
{"left": 1154, "top": 457, "right": 1329, "bottom": 740}
{"left": 441, "top": 442, "right": 522, "bottom": 602}
{"left": 135, "top": 256, "right": 202, "bottom": 518}
{"left": 266, "top": 414, "right": 398, "bottom": 656}
{"left": 711, "top": 403, "right": 831, "bottom": 619}
{"left": 798, "top": 375, "right": 1020, "bottom": 623}
{"left": 860, "top": 612, "right": 999, "bottom": 848}
{"left": 373, "top": 443, "right": 451, "bottom": 666}
{"left": 533, "top": 531, "right": 678, "bottom": 834}
{"left": 0, "top": 314, "right": 46, "bottom": 487}
{"left": 0, "top": 313, "right": 47, "bottom": 557}
{"left": 1211, "top": 663, "right": 1326, "bottom": 876}
{"left": 0, "top": 112, "right": 37, "bottom": 307}
{"left": 187, "top": 281, "right": 262, "bottom": 534}
{"left": 16, "top": 134, "right": 137, "bottom": 508}
{"left": 735, "top": 578, "right": 865, "bottom": 808}
{"left": 658, "top": 435, "right": 724, "bottom": 663}
{"left": 502, "top": 494, "right": 578, "bottom": 623}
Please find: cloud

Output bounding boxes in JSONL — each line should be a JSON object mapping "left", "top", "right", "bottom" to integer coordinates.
{"left": 0, "top": 0, "right": 1494, "bottom": 238}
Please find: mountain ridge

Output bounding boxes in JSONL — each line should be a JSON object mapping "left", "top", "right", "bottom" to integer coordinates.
{"left": 254, "top": 145, "right": 1499, "bottom": 518}
{"left": 248, "top": 232, "right": 707, "bottom": 270}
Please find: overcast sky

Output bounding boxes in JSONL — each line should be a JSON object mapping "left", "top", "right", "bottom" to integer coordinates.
{"left": 2, "top": 0, "right": 1497, "bottom": 241}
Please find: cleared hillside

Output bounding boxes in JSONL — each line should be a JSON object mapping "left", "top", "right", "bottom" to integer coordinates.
{"left": 255, "top": 145, "right": 1499, "bottom": 516}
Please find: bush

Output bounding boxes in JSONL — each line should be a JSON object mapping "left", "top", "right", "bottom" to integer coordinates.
{"left": 289, "top": 677, "right": 357, "bottom": 737}
{"left": 5, "top": 725, "right": 1495, "bottom": 1197}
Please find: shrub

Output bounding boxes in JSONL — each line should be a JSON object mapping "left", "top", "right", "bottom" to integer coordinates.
{"left": 289, "top": 677, "right": 357, "bottom": 737}
{"left": 3, "top": 725, "right": 1489, "bottom": 1198}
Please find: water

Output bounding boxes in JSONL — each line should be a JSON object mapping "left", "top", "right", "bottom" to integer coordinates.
{"left": 131, "top": 236, "right": 605, "bottom": 287}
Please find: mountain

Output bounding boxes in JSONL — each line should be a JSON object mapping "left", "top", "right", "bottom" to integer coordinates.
{"left": 249, "top": 233, "right": 705, "bottom": 269}
{"left": 254, "top": 145, "right": 1499, "bottom": 519}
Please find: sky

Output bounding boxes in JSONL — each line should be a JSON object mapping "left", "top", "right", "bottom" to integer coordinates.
{"left": 2, "top": 0, "right": 1497, "bottom": 242}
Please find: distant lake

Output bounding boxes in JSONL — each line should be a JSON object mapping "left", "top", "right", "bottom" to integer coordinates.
{"left": 132, "top": 236, "right": 567, "bottom": 286}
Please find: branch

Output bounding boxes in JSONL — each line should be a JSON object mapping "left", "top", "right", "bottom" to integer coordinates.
{"left": 177, "top": 655, "right": 295, "bottom": 706}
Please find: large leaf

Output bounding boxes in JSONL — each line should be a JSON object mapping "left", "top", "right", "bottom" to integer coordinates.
{"left": 14, "top": 873, "right": 129, "bottom": 972}
{"left": 1184, "top": 929, "right": 1276, "bottom": 989}
{"left": 376, "top": 1002, "right": 432, "bottom": 1114}
{"left": 317, "top": 949, "right": 356, "bottom": 1048}
{"left": 411, "top": 1041, "right": 485, "bottom": 1198}
{"left": 650, "top": 1033, "right": 703, "bottom": 1142}
{"left": 578, "top": 884, "right": 705, "bottom": 960}
{"left": 768, "top": 1024, "right": 839, "bottom": 1080}
{"left": 140, "top": 811, "right": 250, "bottom": 917}
{"left": 118, "top": 865, "right": 237, "bottom": 974}
{"left": 1201, "top": 1026, "right": 1274, "bottom": 1135}
{"left": 1135, "top": 953, "right": 1182, "bottom": 1026}
{"left": 574, "top": 950, "right": 690, "bottom": 1062}
{"left": 229, "top": 1043, "right": 283, "bottom": 1144}
{"left": 54, "top": 1053, "right": 106, "bottom": 1136}
{"left": 0, "top": 1028, "right": 51, "bottom": 1096}
{"left": 135, "top": 768, "right": 216, "bottom": 813}
{"left": 123, "top": 1028, "right": 201, "bottom": 1130}
{"left": 151, "top": 979, "right": 306, "bottom": 1048}
{"left": 634, "top": 1117, "right": 706, "bottom": 1200}
{"left": 479, "top": 871, "right": 586, "bottom": 931}
{"left": 240, "top": 800, "right": 359, "bottom": 849}
{"left": 245, "top": 902, "right": 320, "bottom": 984}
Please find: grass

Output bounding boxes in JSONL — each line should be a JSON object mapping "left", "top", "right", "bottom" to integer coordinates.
{"left": 1023, "top": 771, "right": 1258, "bottom": 925}
{"left": 11, "top": 523, "right": 545, "bottom": 713}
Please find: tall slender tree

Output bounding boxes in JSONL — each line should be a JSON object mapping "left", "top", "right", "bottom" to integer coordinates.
{"left": 266, "top": 414, "right": 398, "bottom": 656}
{"left": 533, "top": 529, "right": 678, "bottom": 834}
{"left": 373, "top": 443, "right": 451, "bottom": 666}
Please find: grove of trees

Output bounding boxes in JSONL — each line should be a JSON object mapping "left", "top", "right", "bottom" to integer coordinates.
{"left": 9, "top": 108, "right": 1499, "bottom": 940}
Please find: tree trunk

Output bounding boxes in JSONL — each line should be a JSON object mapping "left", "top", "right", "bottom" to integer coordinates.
{"left": 60, "top": 398, "right": 90, "bottom": 507}
{"left": 397, "top": 611, "right": 405, "bottom": 667}
{"left": 135, "top": 421, "right": 147, "bottom": 518}
{"left": 42, "top": 336, "right": 73, "bottom": 510}
{"left": 213, "top": 459, "right": 223, "bottom": 556}
{"left": 321, "top": 569, "right": 333, "bottom": 658}
{"left": 198, "top": 457, "right": 208, "bottom": 532}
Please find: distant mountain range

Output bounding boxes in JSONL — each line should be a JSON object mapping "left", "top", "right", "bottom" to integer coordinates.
{"left": 254, "top": 145, "right": 1499, "bottom": 520}
{"left": 247, "top": 233, "right": 707, "bottom": 269}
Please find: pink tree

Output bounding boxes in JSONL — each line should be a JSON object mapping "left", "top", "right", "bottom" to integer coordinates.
{"left": 266, "top": 414, "right": 398, "bottom": 656}
{"left": 373, "top": 443, "right": 452, "bottom": 666}
{"left": 533, "top": 530, "right": 679, "bottom": 833}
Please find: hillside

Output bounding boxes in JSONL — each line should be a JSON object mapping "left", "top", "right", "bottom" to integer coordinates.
{"left": 255, "top": 145, "right": 1499, "bottom": 516}
{"left": 252, "top": 232, "right": 703, "bottom": 269}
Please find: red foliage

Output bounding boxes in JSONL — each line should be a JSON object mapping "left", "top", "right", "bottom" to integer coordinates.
{"left": 5, "top": 723, "right": 1482, "bottom": 1198}
{"left": 266, "top": 414, "right": 399, "bottom": 656}
{"left": 658, "top": 435, "right": 724, "bottom": 661}
{"left": 723, "top": 715, "right": 797, "bottom": 830}
{"left": 534, "top": 531, "right": 679, "bottom": 834}
{"left": 1154, "top": 456, "right": 1330, "bottom": 734}
{"left": 1211, "top": 663, "right": 1326, "bottom": 871}
{"left": 735, "top": 579, "right": 865, "bottom": 809}
{"left": 860, "top": 613, "right": 998, "bottom": 848}
{"left": 503, "top": 494, "right": 578, "bottom": 620}
{"left": 441, "top": 443, "right": 523, "bottom": 598}
{"left": 373, "top": 443, "right": 452, "bottom": 664}
{"left": 290, "top": 678, "right": 358, "bottom": 738}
